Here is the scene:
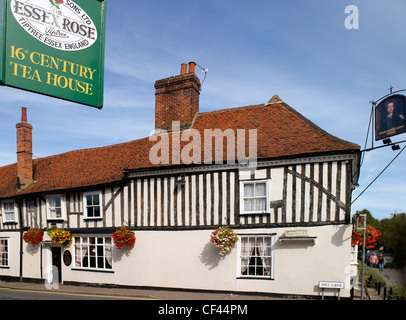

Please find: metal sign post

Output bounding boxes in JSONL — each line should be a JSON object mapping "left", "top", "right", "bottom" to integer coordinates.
{"left": 355, "top": 212, "right": 367, "bottom": 300}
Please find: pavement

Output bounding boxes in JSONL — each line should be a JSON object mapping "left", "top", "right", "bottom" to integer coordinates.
{"left": 0, "top": 280, "right": 289, "bottom": 300}
{"left": 0, "top": 267, "right": 404, "bottom": 300}
{"left": 381, "top": 267, "right": 406, "bottom": 287}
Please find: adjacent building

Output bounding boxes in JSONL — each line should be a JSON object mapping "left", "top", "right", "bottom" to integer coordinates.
{"left": 0, "top": 62, "right": 361, "bottom": 298}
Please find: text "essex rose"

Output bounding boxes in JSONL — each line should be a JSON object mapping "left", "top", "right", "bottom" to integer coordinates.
{"left": 12, "top": 0, "right": 96, "bottom": 40}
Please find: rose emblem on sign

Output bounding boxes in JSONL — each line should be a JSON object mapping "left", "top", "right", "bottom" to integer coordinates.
{"left": 49, "top": 0, "right": 64, "bottom": 9}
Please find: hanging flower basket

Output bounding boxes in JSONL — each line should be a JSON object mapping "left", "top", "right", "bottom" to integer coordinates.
{"left": 210, "top": 227, "right": 238, "bottom": 256}
{"left": 23, "top": 228, "right": 43, "bottom": 246}
{"left": 47, "top": 227, "right": 72, "bottom": 247}
{"left": 112, "top": 226, "right": 136, "bottom": 249}
{"left": 351, "top": 224, "right": 381, "bottom": 249}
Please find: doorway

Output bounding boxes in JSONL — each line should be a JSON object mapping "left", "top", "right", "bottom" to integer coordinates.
{"left": 51, "top": 247, "right": 62, "bottom": 283}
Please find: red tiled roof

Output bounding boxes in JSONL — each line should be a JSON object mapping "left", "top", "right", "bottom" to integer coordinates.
{"left": 0, "top": 102, "right": 360, "bottom": 198}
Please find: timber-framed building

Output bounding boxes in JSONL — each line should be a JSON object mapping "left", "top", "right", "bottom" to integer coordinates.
{"left": 0, "top": 62, "right": 360, "bottom": 298}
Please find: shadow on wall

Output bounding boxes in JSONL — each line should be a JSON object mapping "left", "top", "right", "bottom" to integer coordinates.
{"left": 331, "top": 225, "right": 351, "bottom": 247}
{"left": 199, "top": 242, "right": 223, "bottom": 270}
{"left": 113, "top": 244, "right": 133, "bottom": 263}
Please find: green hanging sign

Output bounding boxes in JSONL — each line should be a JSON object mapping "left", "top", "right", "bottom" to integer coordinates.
{"left": 0, "top": 0, "right": 106, "bottom": 109}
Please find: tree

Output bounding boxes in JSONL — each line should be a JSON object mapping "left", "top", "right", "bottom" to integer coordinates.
{"left": 377, "top": 213, "right": 406, "bottom": 269}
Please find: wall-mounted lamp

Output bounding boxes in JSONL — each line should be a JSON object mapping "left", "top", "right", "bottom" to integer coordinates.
{"left": 351, "top": 183, "right": 360, "bottom": 190}
{"left": 392, "top": 144, "right": 400, "bottom": 151}
{"left": 382, "top": 138, "right": 392, "bottom": 145}
{"left": 176, "top": 174, "right": 186, "bottom": 186}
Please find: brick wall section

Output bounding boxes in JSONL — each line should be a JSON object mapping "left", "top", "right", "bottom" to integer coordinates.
{"left": 154, "top": 70, "right": 201, "bottom": 132}
{"left": 16, "top": 109, "right": 33, "bottom": 188}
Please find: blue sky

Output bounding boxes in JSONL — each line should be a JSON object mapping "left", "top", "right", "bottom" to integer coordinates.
{"left": 0, "top": 0, "right": 405, "bottom": 220}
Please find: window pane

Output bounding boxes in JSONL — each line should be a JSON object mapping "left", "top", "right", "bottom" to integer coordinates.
{"left": 244, "top": 184, "right": 254, "bottom": 197}
{"left": 93, "top": 195, "right": 100, "bottom": 206}
{"left": 5, "top": 212, "right": 15, "bottom": 221}
{"left": 243, "top": 199, "right": 253, "bottom": 212}
{"left": 49, "top": 197, "right": 61, "bottom": 208}
{"left": 83, "top": 256, "right": 89, "bottom": 267}
{"left": 255, "top": 198, "right": 266, "bottom": 211}
{"left": 89, "top": 256, "right": 96, "bottom": 268}
{"left": 86, "top": 195, "right": 93, "bottom": 206}
{"left": 93, "top": 207, "right": 100, "bottom": 217}
{"left": 97, "top": 257, "right": 104, "bottom": 269}
{"left": 255, "top": 183, "right": 266, "bottom": 196}
{"left": 87, "top": 207, "right": 94, "bottom": 217}
{"left": 27, "top": 200, "right": 36, "bottom": 211}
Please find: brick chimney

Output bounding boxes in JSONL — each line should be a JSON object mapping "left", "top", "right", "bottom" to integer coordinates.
{"left": 16, "top": 107, "right": 33, "bottom": 189}
{"left": 155, "top": 62, "right": 201, "bottom": 132}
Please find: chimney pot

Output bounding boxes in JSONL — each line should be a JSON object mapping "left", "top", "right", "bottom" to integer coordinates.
{"left": 21, "top": 107, "right": 27, "bottom": 122}
{"left": 180, "top": 63, "right": 187, "bottom": 75}
{"left": 188, "top": 62, "right": 196, "bottom": 74}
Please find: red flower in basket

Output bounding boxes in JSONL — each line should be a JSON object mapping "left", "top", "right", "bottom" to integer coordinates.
{"left": 112, "top": 226, "right": 136, "bottom": 249}
{"left": 351, "top": 218, "right": 382, "bottom": 249}
{"left": 23, "top": 228, "right": 43, "bottom": 246}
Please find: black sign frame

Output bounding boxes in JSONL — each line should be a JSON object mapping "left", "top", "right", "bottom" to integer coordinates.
{"left": 375, "top": 94, "right": 406, "bottom": 141}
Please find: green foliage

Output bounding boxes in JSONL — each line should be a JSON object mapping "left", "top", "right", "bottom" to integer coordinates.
{"left": 355, "top": 210, "right": 406, "bottom": 268}
{"left": 376, "top": 213, "right": 406, "bottom": 268}
{"left": 359, "top": 264, "right": 386, "bottom": 288}
{"left": 387, "top": 285, "right": 406, "bottom": 300}
{"left": 356, "top": 209, "right": 380, "bottom": 227}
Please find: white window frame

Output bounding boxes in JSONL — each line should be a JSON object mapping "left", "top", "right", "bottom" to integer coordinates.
{"left": 73, "top": 236, "right": 113, "bottom": 271}
{"left": 239, "top": 179, "right": 270, "bottom": 214}
{"left": 0, "top": 238, "right": 9, "bottom": 267}
{"left": 83, "top": 191, "right": 103, "bottom": 220}
{"left": 46, "top": 194, "right": 66, "bottom": 221}
{"left": 236, "top": 234, "right": 275, "bottom": 279}
{"left": 2, "top": 201, "right": 17, "bottom": 223}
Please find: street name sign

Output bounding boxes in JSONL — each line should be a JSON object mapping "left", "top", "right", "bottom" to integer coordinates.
{"left": 0, "top": 0, "right": 106, "bottom": 109}
{"left": 318, "top": 281, "right": 344, "bottom": 289}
